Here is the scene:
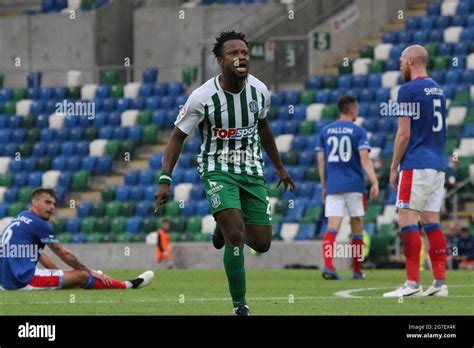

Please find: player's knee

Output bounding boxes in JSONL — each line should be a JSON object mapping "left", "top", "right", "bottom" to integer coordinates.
{"left": 223, "top": 225, "right": 245, "bottom": 245}
{"left": 253, "top": 241, "right": 271, "bottom": 253}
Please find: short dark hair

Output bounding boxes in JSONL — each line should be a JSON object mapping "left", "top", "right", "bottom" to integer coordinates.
{"left": 212, "top": 30, "right": 249, "bottom": 58}
{"left": 32, "top": 187, "right": 57, "bottom": 200}
{"left": 337, "top": 95, "right": 358, "bottom": 114}
{"left": 460, "top": 227, "right": 470, "bottom": 234}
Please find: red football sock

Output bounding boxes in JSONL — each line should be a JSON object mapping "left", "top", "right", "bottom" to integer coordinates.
{"left": 423, "top": 224, "right": 447, "bottom": 281}
{"left": 322, "top": 229, "right": 337, "bottom": 270}
{"left": 401, "top": 225, "right": 421, "bottom": 282}
{"left": 351, "top": 236, "right": 364, "bottom": 273}
{"left": 85, "top": 276, "right": 127, "bottom": 289}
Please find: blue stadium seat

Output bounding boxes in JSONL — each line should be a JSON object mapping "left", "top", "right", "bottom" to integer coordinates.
{"left": 452, "top": 14, "right": 467, "bottom": 27}
{"left": 124, "top": 170, "right": 139, "bottom": 186}
{"left": 135, "top": 201, "right": 152, "bottom": 217}
{"left": 381, "top": 140, "right": 394, "bottom": 157}
{"left": 132, "top": 97, "right": 145, "bottom": 110}
{"left": 271, "top": 91, "right": 284, "bottom": 107}
{"left": 306, "top": 75, "right": 323, "bottom": 89}
{"left": 292, "top": 136, "right": 306, "bottom": 151}
{"left": 28, "top": 172, "right": 42, "bottom": 187}
{"left": 113, "top": 127, "right": 127, "bottom": 140}
{"left": 429, "top": 29, "right": 443, "bottom": 42}
{"left": 47, "top": 142, "right": 60, "bottom": 157}
{"left": 329, "top": 89, "right": 343, "bottom": 103}
{"left": 287, "top": 166, "right": 305, "bottom": 182}
{"left": 154, "top": 83, "right": 168, "bottom": 96}
{"left": 65, "top": 219, "right": 81, "bottom": 234}
{"left": 58, "top": 172, "right": 72, "bottom": 188}
{"left": 116, "top": 98, "right": 132, "bottom": 112}
{"left": 375, "top": 88, "right": 391, "bottom": 103}
{"left": 190, "top": 185, "right": 205, "bottom": 200}
{"left": 461, "top": 70, "right": 474, "bottom": 84}
{"left": 165, "top": 110, "right": 177, "bottom": 128}
{"left": 13, "top": 172, "right": 28, "bottom": 187}
{"left": 297, "top": 182, "right": 314, "bottom": 198}
{"left": 77, "top": 202, "right": 92, "bottom": 218}
{"left": 460, "top": 28, "right": 474, "bottom": 42}
{"left": 370, "top": 133, "right": 386, "bottom": 148}
{"left": 426, "top": 3, "right": 440, "bottom": 16}
{"left": 445, "top": 70, "right": 462, "bottom": 84}
{"left": 152, "top": 110, "right": 167, "bottom": 127}
{"left": 168, "top": 82, "right": 184, "bottom": 97}
{"left": 185, "top": 137, "right": 201, "bottom": 154}
{"left": 99, "top": 126, "right": 113, "bottom": 139}
{"left": 81, "top": 156, "right": 96, "bottom": 172}
{"left": 293, "top": 105, "right": 306, "bottom": 121}
{"left": 359, "top": 88, "right": 374, "bottom": 103}
{"left": 35, "top": 114, "right": 49, "bottom": 128}
{"left": 130, "top": 186, "right": 144, "bottom": 201}
{"left": 96, "top": 155, "right": 113, "bottom": 174}
{"left": 382, "top": 31, "right": 398, "bottom": 44}
{"left": 0, "top": 88, "right": 12, "bottom": 102}
{"left": 315, "top": 89, "right": 330, "bottom": 104}
{"left": 352, "top": 75, "right": 367, "bottom": 88}
{"left": 102, "top": 98, "right": 116, "bottom": 112}
{"left": 181, "top": 201, "right": 196, "bottom": 217}
{"left": 11, "top": 129, "right": 26, "bottom": 143}
{"left": 92, "top": 98, "right": 104, "bottom": 113}
{"left": 454, "top": 42, "right": 469, "bottom": 56}
{"left": 306, "top": 134, "right": 319, "bottom": 151}
{"left": 139, "top": 83, "right": 154, "bottom": 98}
{"left": 40, "top": 128, "right": 55, "bottom": 142}
{"left": 438, "top": 43, "right": 453, "bottom": 56}
{"left": 64, "top": 115, "right": 78, "bottom": 128}
{"left": 420, "top": 16, "right": 436, "bottom": 30}
{"left": 264, "top": 169, "right": 276, "bottom": 183}
{"left": 175, "top": 95, "right": 188, "bottom": 108}
{"left": 405, "top": 16, "right": 419, "bottom": 31}
{"left": 23, "top": 158, "right": 37, "bottom": 172}
{"left": 294, "top": 224, "right": 316, "bottom": 240}
{"left": 160, "top": 96, "right": 175, "bottom": 109}
{"left": 54, "top": 87, "right": 68, "bottom": 99}
{"left": 283, "top": 120, "right": 298, "bottom": 135}
{"left": 144, "top": 185, "right": 158, "bottom": 202}
{"left": 184, "top": 168, "right": 200, "bottom": 184}
{"left": 435, "top": 16, "right": 450, "bottom": 30}
{"left": 367, "top": 73, "right": 382, "bottom": 88}
{"left": 71, "top": 233, "right": 86, "bottom": 243}
{"left": 338, "top": 75, "right": 352, "bottom": 89}
{"left": 4, "top": 188, "right": 18, "bottom": 203}
{"left": 126, "top": 217, "right": 142, "bottom": 234}
{"left": 377, "top": 117, "right": 392, "bottom": 133}
{"left": 0, "top": 203, "right": 7, "bottom": 219}
{"left": 7, "top": 116, "right": 21, "bottom": 130}
{"left": 149, "top": 153, "right": 163, "bottom": 170}
{"left": 116, "top": 186, "right": 131, "bottom": 201}
{"left": 61, "top": 141, "right": 76, "bottom": 156}
{"left": 3, "top": 143, "right": 17, "bottom": 157}
{"left": 66, "top": 156, "right": 81, "bottom": 171}
{"left": 385, "top": 59, "right": 399, "bottom": 71}
{"left": 145, "top": 96, "right": 160, "bottom": 110}
{"left": 277, "top": 106, "right": 290, "bottom": 120}
{"left": 39, "top": 87, "right": 54, "bottom": 100}
{"left": 143, "top": 68, "right": 159, "bottom": 83}
{"left": 177, "top": 153, "right": 192, "bottom": 169}
{"left": 298, "top": 151, "right": 315, "bottom": 166}
{"left": 76, "top": 141, "right": 89, "bottom": 156}
{"left": 284, "top": 205, "right": 305, "bottom": 222}
{"left": 0, "top": 129, "right": 10, "bottom": 144}
{"left": 468, "top": 14, "right": 474, "bottom": 28}
{"left": 27, "top": 88, "right": 39, "bottom": 100}
{"left": 430, "top": 71, "right": 445, "bottom": 85}
{"left": 139, "top": 170, "right": 154, "bottom": 185}
{"left": 96, "top": 85, "right": 110, "bottom": 98}
{"left": 195, "top": 200, "right": 210, "bottom": 216}
{"left": 413, "top": 30, "right": 428, "bottom": 44}
{"left": 462, "top": 124, "right": 474, "bottom": 137}
{"left": 362, "top": 118, "right": 377, "bottom": 132}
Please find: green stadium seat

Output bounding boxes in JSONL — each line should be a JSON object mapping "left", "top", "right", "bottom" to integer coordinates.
{"left": 322, "top": 104, "right": 337, "bottom": 119}
{"left": 12, "top": 88, "right": 26, "bottom": 101}
{"left": 267, "top": 185, "right": 282, "bottom": 198}
{"left": 131, "top": 233, "right": 147, "bottom": 243}
{"left": 81, "top": 0, "right": 96, "bottom": 10}
{"left": 116, "top": 233, "right": 133, "bottom": 243}
{"left": 447, "top": 125, "right": 463, "bottom": 138}
{"left": 36, "top": 156, "right": 51, "bottom": 171}
{"left": 8, "top": 203, "right": 24, "bottom": 217}
{"left": 301, "top": 207, "right": 321, "bottom": 224}
{"left": 185, "top": 217, "right": 201, "bottom": 234}
{"left": 432, "top": 56, "right": 449, "bottom": 70}
{"left": 22, "top": 115, "right": 35, "bottom": 128}
{"left": 368, "top": 60, "right": 385, "bottom": 73}
{"left": 305, "top": 167, "right": 319, "bottom": 181}
{"left": 94, "top": 217, "right": 110, "bottom": 234}
{"left": 119, "top": 201, "right": 135, "bottom": 217}
{"left": 18, "top": 187, "right": 33, "bottom": 204}
{"left": 101, "top": 186, "right": 116, "bottom": 202}
{"left": 137, "top": 110, "right": 152, "bottom": 125}
{"left": 370, "top": 233, "right": 395, "bottom": 260}
{"left": 182, "top": 66, "right": 198, "bottom": 87}
{"left": 86, "top": 233, "right": 103, "bottom": 243}
{"left": 67, "top": 87, "right": 81, "bottom": 99}
{"left": 102, "top": 70, "right": 119, "bottom": 85}
{"left": 193, "top": 233, "right": 209, "bottom": 242}
{"left": 171, "top": 217, "right": 186, "bottom": 233}
{"left": 283, "top": 150, "right": 299, "bottom": 166}
{"left": 165, "top": 201, "right": 181, "bottom": 216}
{"left": 80, "top": 217, "right": 96, "bottom": 234}
{"left": 470, "top": 43, "right": 474, "bottom": 54}
{"left": 338, "top": 60, "right": 353, "bottom": 75}
{"left": 457, "top": 157, "right": 472, "bottom": 179}
{"left": 105, "top": 202, "right": 121, "bottom": 218}
{"left": 465, "top": 109, "right": 474, "bottom": 123}
{"left": 169, "top": 232, "right": 182, "bottom": 242}
{"left": 322, "top": 75, "right": 337, "bottom": 89}
{"left": 379, "top": 223, "right": 396, "bottom": 236}
{"left": 299, "top": 90, "right": 316, "bottom": 105}
{"left": 268, "top": 106, "right": 278, "bottom": 120}
{"left": 110, "top": 84, "right": 124, "bottom": 98}
{"left": 72, "top": 171, "right": 89, "bottom": 191}
{"left": 445, "top": 138, "right": 459, "bottom": 156}
{"left": 58, "top": 233, "right": 73, "bottom": 243}
{"left": 140, "top": 217, "right": 156, "bottom": 234}
{"left": 272, "top": 214, "right": 284, "bottom": 225}
{"left": 0, "top": 74, "right": 3, "bottom": 88}
{"left": 4, "top": 101, "right": 16, "bottom": 115}
{"left": 120, "top": 140, "right": 136, "bottom": 158}
{"left": 52, "top": 219, "right": 65, "bottom": 234}
{"left": 90, "top": 201, "right": 105, "bottom": 217}
{"left": 0, "top": 173, "right": 14, "bottom": 187}
{"left": 17, "top": 143, "right": 32, "bottom": 157}
{"left": 110, "top": 217, "right": 126, "bottom": 235}
{"left": 298, "top": 121, "right": 314, "bottom": 135}
{"left": 359, "top": 45, "right": 374, "bottom": 59}
{"left": 275, "top": 199, "right": 289, "bottom": 216}
{"left": 142, "top": 124, "right": 159, "bottom": 144}
{"left": 83, "top": 127, "right": 98, "bottom": 141}
{"left": 453, "top": 92, "right": 470, "bottom": 105}
{"left": 105, "top": 140, "right": 120, "bottom": 158}
{"left": 365, "top": 203, "right": 382, "bottom": 223}
{"left": 425, "top": 42, "right": 438, "bottom": 57}
{"left": 101, "top": 234, "right": 117, "bottom": 243}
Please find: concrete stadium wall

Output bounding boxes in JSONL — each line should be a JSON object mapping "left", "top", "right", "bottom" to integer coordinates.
{"left": 309, "top": 0, "right": 412, "bottom": 74}
{"left": 59, "top": 241, "right": 351, "bottom": 270}
{"left": 0, "top": 1, "right": 133, "bottom": 87}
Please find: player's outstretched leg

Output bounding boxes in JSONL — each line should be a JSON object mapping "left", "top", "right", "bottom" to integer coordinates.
{"left": 62, "top": 270, "right": 154, "bottom": 290}
{"left": 383, "top": 224, "right": 423, "bottom": 297}
{"left": 421, "top": 218, "right": 448, "bottom": 296}
{"left": 215, "top": 209, "right": 249, "bottom": 315}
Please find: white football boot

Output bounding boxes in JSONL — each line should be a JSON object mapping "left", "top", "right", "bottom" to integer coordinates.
{"left": 422, "top": 281, "right": 448, "bottom": 297}
{"left": 383, "top": 282, "right": 423, "bottom": 297}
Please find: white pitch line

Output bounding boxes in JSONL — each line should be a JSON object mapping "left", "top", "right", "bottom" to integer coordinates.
{"left": 334, "top": 284, "right": 474, "bottom": 298}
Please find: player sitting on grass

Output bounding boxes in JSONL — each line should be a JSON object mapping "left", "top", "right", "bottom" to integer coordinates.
{"left": 0, "top": 187, "right": 154, "bottom": 290}
{"left": 384, "top": 45, "right": 448, "bottom": 297}
{"left": 154, "top": 30, "right": 296, "bottom": 315}
{"left": 316, "top": 95, "right": 379, "bottom": 280}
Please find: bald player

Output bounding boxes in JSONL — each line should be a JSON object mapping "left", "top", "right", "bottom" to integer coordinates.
{"left": 383, "top": 45, "right": 448, "bottom": 297}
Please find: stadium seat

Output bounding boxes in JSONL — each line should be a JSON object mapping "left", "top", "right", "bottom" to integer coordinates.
{"left": 280, "top": 223, "right": 299, "bottom": 241}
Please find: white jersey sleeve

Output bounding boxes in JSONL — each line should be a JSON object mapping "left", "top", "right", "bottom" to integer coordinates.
{"left": 258, "top": 84, "right": 270, "bottom": 120}
{"left": 174, "top": 92, "right": 205, "bottom": 135}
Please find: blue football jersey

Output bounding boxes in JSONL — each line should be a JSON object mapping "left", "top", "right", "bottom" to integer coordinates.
{"left": 316, "top": 120, "right": 371, "bottom": 195}
{"left": 0, "top": 210, "right": 58, "bottom": 289}
{"left": 397, "top": 76, "right": 447, "bottom": 171}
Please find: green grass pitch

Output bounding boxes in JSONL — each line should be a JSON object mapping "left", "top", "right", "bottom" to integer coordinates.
{"left": 1, "top": 270, "right": 473, "bottom": 315}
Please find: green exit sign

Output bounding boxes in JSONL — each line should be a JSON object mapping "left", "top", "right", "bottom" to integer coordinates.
{"left": 249, "top": 42, "right": 265, "bottom": 59}
{"left": 314, "top": 32, "right": 331, "bottom": 50}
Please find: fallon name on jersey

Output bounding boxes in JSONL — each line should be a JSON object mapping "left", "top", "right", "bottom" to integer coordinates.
{"left": 174, "top": 74, "right": 270, "bottom": 177}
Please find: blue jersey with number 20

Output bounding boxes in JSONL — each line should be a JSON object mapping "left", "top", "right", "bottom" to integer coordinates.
{"left": 316, "top": 121, "right": 370, "bottom": 195}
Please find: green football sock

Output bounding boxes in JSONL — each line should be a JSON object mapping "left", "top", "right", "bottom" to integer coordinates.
{"left": 223, "top": 245, "right": 247, "bottom": 308}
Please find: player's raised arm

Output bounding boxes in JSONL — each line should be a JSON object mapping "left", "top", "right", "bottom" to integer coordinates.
{"left": 390, "top": 116, "right": 411, "bottom": 191}
{"left": 359, "top": 149, "right": 379, "bottom": 201}
{"left": 258, "top": 117, "right": 296, "bottom": 193}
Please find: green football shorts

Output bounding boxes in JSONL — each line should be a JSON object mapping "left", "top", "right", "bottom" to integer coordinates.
{"left": 202, "top": 171, "right": 272, "bottom": 226}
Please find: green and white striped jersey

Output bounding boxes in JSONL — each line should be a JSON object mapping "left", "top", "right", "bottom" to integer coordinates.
{"left": 175, "top": 74, "right": 270, "bottom": 177}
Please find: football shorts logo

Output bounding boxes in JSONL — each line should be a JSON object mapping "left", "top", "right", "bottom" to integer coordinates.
{"left": 211, "top": 194, "right": 221, "bottom": 208}
{"left": 249, "top": 100, "right": 258, "bottom": 113}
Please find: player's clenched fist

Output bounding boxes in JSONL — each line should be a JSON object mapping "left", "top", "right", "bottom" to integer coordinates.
{"left": 154, "top": 184, "right": 170, "bottom": 213}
